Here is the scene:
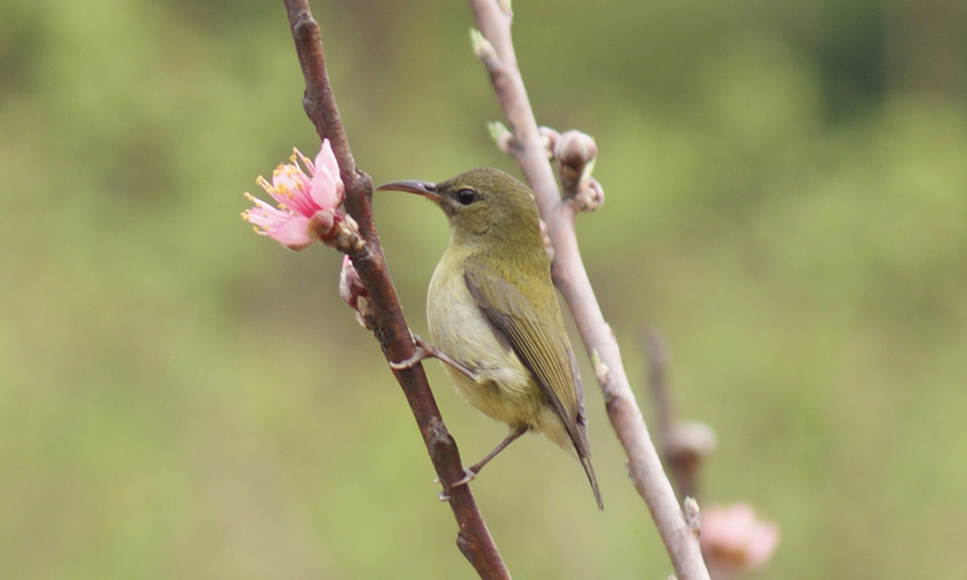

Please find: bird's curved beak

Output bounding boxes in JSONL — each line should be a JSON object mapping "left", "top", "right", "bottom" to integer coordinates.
{"left": 375, "top": 180, "right": 439, "bottom": 200}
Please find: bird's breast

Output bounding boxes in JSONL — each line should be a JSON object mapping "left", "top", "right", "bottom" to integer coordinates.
{"left": 426, "top": 254, "right": 543, "bottom": 426}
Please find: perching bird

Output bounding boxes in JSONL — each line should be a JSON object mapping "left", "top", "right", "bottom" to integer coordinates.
{"left": 378, "top": 168, "right": 602, "bottom": 509}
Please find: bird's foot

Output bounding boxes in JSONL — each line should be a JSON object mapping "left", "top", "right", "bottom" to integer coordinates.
{"left": 436, "top": 467, "right": 478, "bottom": 501}
{"left": 389, "top": 334, "right": 477, "bottom": 381}
{"left": 451, "top": 467, "right": 480, "bottom": 488}
{"left": 387, "top": 335, "right": 432, "bottom": 370}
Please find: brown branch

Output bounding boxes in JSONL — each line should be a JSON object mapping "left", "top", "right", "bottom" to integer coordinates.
{"left": 281, "top": 2, "right": 509, "bottom": 578}
{"left": 468, "top": 1, "right": 711, "bottom": 578}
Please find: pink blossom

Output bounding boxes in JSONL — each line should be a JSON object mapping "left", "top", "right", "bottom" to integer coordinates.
{"left": 242, "top": 139, "right": 345, "bottom": 250}
{"left": 701, "top": 502, "right": 780, "bottom": 575}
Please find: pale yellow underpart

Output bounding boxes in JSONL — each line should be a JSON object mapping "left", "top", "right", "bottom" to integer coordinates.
{"left": 427, "top": 247, "right": 573, "bottom": 455}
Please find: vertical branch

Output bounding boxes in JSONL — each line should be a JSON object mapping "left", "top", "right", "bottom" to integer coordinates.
{"left": 468, "top": 1, "right": 710, "bottom": 578}
{"left": 644, "top": 329, "right": 674, "bottom": 444}
{"left": 281, "top": 2, "right": 510, "bottom": 578}
{"left": 643, "top": 329, "right": 716, "bottom": 502}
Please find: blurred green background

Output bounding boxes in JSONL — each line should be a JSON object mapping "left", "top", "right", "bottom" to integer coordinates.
{"left": 2, "top": 0, "right": 966, "bottom": 578}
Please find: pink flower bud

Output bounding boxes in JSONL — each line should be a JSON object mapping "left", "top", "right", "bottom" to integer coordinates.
{"left": 554, "top": 130, "right": 597, "bottom": 169}
{"left": 551, "top": 130, "right": 604, "bottom": 211}
{"left": 339, "top": 255, "right": 373, "bottom": 330}
{"left": 701, "top": 503, "right": 780, "bottom": 575}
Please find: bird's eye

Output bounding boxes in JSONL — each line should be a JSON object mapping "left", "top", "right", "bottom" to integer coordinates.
{"left": 456, "top": 188, "right": 477, "bottom": 205}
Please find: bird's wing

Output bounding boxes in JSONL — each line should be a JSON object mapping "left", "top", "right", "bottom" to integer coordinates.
{"left": 464, "top": 258, "right": 602, "bottom": 509}
{"left": 463, "top": 259, "right": 582, "bottom": 444}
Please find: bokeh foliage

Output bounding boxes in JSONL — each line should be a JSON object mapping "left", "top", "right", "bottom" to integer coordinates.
{"left": 2, "top": 0, "right": 966, "bottom": 578}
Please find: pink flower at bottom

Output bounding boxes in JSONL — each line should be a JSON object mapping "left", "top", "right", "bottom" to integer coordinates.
{"left": 242, "top": 139, "right": 345, "bottom": 250}
{"left": 701, "top": 502, "right": 780, "bottom": 574}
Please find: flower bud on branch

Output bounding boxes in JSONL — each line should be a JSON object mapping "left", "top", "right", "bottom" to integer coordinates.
{"left": 488, "top": 121, "right": 516, "bottom": 155}
{"left": 664, "top": 420, "right": 717, "bottom": 500}
{"left": 535, "top": 128, "right": 604, "bottom": 212}
{"left": 552, "top": 130, "right": 603, "bottom": 212}
{"left": 700, "top": 503, "right": 780, "bottom": 578}
{"left": 339, "top": 255, "right": 375, "bottom": 331}
{"left": 538, "top": 219, "right": 555, "bottom": 263}
{"left": 470, "top": 28, "right": 500, "bottom": 70}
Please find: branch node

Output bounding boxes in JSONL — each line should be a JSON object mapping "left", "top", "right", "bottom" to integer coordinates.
{"left": 470, "top": 28, "right": 501, "bottom": 69}
{"left": 594, "top": 359, "right": 611, "bottom": 386}
{"left": 488, "top": 121, "right": 516, "bottom": 154}
{"left": 537, "top": 219, "right": 555, "bottom": 262}
{"left": 497, "top": 0, "right": 513, "bottom": 18}
{"left": 314, "top": 211, "right": 365, "bottom": 253}
{"left": 684, "top": 496, "right": 702, "bottom": 533}
{"left": 291, "top": 9, "right": 318, "bottom": 41}
{"left": 427, "top": 416, "right": 455, "bottom": 457}
{"left": 538, "top": 126, "right": 560, "bottom": 160}
{"left": 456, "top": 532, "right": 474, "bottom": 561}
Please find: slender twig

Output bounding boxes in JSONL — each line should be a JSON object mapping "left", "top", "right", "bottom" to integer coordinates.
{"left": 644, "top": 328, "right": 674, "bottom": 445}
{"left": 467, "top": 1, "right": 710, "bottom": 578}
{"left": 642, "top": 328, "right": 698, "bottom": 499}
{"left": 281, "top": 2, "right": 509, "bottom": 578}
{"left": 643, "top": 328, "right": 715, "bottom": 502}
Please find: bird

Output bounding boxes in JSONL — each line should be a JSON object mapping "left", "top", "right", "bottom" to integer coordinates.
{"left": 377, "top": 167, "right": 603, "bottom": 509}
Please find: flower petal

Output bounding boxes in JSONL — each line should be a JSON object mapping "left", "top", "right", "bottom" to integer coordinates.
{"left": 243, "top": 196, "right": 292, "bottom": 231}
{"left": 243, "top": 193, "right": 314, "bottom": 250}
{"left": 316, "top": 139, "right": 340, "bottom": 184}
{"left": 264, "top": 214, "right": 314, "bottom": 250}
{"left": 309, "top": 139, "right": 345, "bottom": 211}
